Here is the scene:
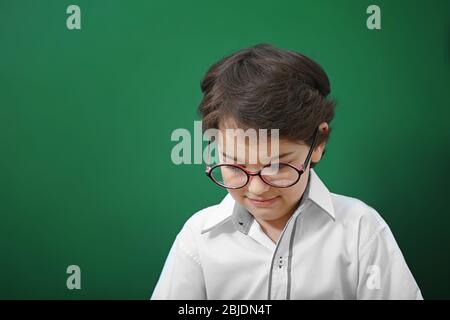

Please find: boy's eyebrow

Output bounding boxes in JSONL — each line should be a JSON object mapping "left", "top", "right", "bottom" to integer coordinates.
{"left": 221, "top": 151, "right": 295, "bottom": 163}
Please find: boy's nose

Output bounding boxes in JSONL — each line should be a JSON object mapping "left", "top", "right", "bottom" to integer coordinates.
{"left": 247, "top": 175, "right": 270, "bottom": 195}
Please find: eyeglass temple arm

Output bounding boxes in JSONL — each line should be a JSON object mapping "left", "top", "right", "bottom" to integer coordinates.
{"left": 303, "top": 127, "right": 320, "bottom": 169}
{"left": 205, "top": 140, "right": 212, "bottom": 172}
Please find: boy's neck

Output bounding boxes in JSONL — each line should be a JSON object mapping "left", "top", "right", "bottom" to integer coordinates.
{"left": 255, "top": 195, "right": 304, "bottom": 244}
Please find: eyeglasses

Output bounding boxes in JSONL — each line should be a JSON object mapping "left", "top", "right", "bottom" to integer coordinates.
{"left": 205, "top": 127, "right": 320, "bottom": 189}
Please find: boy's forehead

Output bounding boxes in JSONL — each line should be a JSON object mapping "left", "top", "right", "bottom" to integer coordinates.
{"left": 214, "top": 118, "right": 308, "bottom": 163}
{"left": 215, "top": 129, "right": 305, "bottom": 165}
{"left": 217, "top": 125, "right": 301, "bottom": 148}
{"left": 217, "top": 118, "right": 305, "bottom": 146}
{"left": 219, "top": 127, "right": 270, "bottom": 145}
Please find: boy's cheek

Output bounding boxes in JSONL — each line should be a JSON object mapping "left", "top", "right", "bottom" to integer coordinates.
{"left": 227, "top": 189, "right": 245, "bottom": 202}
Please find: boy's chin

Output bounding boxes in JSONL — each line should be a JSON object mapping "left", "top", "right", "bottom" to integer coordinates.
{"left": 244, "top": 202, "right": 285, "bottom": 218}
{"left": 249, "top": 208, "right": 290, "bottom": 223}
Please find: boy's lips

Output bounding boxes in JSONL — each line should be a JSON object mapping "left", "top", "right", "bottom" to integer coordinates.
{"left": 246, "top": 195, "right": 280, "bottom": 207}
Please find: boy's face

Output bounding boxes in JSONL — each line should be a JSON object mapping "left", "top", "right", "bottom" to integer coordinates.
{"left": 217, "top": 120, "right": 327, "bottom": 224}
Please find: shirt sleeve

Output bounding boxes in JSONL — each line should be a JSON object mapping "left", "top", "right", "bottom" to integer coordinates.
{"left": 150, "top": 223, "right": 207, "bottom": 299}
{"left": 356, "top": 207, "right": 423, "bottom": 300}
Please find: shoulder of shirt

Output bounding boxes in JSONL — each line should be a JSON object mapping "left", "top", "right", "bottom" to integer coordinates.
{"left": 329, "top": 192, "right": 394, "bottom": 254}
{"left": 179, "top": 200, "right": 228, "bottom": 235}
{"left": 329, "top": 192, "right": 388, "bottom": 229}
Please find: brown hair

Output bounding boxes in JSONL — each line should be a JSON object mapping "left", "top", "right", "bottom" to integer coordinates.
{"left": 197, "top": 44, "right": 337, "bottom": 168}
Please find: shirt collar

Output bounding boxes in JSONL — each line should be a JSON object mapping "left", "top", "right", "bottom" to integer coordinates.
{"left": 200, "top": 168, "right": 335, "bottom": 234}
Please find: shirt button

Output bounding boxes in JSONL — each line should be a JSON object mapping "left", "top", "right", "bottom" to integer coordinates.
{"left": 278, "top": 257, "right": 284, "bottom": 268}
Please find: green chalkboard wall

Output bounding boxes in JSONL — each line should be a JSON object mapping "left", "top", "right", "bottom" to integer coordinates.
{"left": 1, "top": 0, "right": 449, "bottom": 299}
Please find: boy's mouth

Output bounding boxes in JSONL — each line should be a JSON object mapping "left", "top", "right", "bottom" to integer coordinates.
{"left": 246, "top": 195, "right": 280, "bottom": 207}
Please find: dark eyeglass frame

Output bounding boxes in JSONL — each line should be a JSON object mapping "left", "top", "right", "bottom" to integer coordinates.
{"left": 205, "top": 127, "right": 320, "bottom": 189}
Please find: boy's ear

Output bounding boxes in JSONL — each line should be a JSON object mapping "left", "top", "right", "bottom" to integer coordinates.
{"left": 311, "top": 141, "right": 326, "bottom": 163}
{"left": 310, "top": 121, "right": 329, "bottom": 163}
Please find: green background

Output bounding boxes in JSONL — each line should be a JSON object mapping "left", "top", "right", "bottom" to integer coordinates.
{"left": 1, "top": 0, "right": 449, "bottom": 299}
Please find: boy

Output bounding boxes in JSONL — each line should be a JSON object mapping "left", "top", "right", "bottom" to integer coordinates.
{"left": 151, "top": 44, "right": 422, "bottom": 299}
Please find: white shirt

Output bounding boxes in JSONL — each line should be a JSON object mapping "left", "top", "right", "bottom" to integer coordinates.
{"left": 151, "top": 168, "right": 423, "bottom": 300}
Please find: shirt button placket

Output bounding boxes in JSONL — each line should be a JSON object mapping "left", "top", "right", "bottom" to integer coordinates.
{"left": 269, "top": 205, "right": 303, "bottom": 299}
{"left": 270, "top": 229, "right": 291, "bottom": 299}
{"left": 278, "top": 256, "right": 284, "bottom": 269}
